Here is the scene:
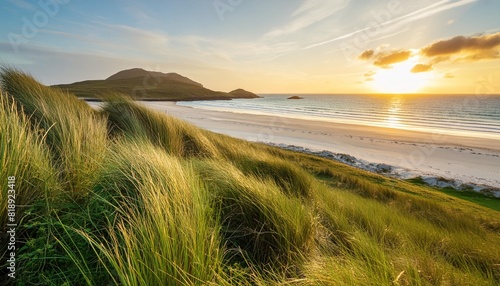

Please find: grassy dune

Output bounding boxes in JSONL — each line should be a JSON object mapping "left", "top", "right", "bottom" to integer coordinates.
{"left": 1, "top": 69, "right": 500, "bottom": 285}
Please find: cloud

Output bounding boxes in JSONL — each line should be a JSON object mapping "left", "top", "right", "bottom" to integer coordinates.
{"left": 360, "top": 31, "right": 500, "bottom": 78}
{"left": 0, "top": 41, "right": 136, "bottom": 84}
{"left": 421, "top": 32, "right": 500, "bottom": 61}
{"left": 99, "top": 23, "right": 169, "bottom": 45}
{"left": 359, "top": 49, "right": 412, "bottom": 68}
{"left": 359, "top": 50, "right": 374, "bottom": 60}
{"left": 444, "top": 73, "right": 454, "bottom": 78}
{"left": 264, "top": 0, "right": 350, "bottom": 37}
{"left": 8, "top": 0, "right": 35, "bottom": 10}
{"left": 125, "top": 8, "right": 153, "bottom": 22}
{"left": 455, "top": 49, "right": 500, "bottom": 62}
{"left": 362, "top": 70, "right": 375, "bottom": 81}
{"left": 374, "top": 50, "right": 411, "bottom": 67}
{"left": 429, "top": 55, "right": 450, "bottom": 64}
{"left": 411, "top": 63, "right": 432, "bottom": 73}
{"left": 364, "top": 71, "right": 375, "bottom": 77}
{"left": 301, "top": 0, "right": 477, "bottom": 50}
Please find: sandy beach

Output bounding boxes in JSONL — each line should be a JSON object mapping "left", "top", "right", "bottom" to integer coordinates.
{"left": 131, "top": 101, "right": 500, "bottom": 191}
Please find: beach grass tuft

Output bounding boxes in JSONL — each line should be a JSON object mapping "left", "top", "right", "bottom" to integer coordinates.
{"left": 1, "top": 68, "right": 107, "bottom": 198}
{"left": 102, "top": 96, "right": 219, "bottom": 158}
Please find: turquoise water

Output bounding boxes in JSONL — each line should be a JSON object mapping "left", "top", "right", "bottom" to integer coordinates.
{"left": 177, "top": 94, "right": 500, "bottom": 140}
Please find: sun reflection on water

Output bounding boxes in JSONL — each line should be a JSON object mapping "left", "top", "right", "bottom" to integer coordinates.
{"left": 385, "top": 96, "right": 404, "bottom": 129}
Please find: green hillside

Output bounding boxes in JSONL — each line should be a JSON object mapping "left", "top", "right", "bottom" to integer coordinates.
{"left": 53, "top": 68, "right": 259, "bottom": 101}
{"left": 2, "top": 69, "right": 500, "bottom": 285}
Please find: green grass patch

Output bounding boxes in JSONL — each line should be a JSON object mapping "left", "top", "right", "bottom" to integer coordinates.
{"left": 440, "top": 187, "right": 500, "bottom": 212}
{"left": 407, "top": 177, "right": 500, "bottom": 212}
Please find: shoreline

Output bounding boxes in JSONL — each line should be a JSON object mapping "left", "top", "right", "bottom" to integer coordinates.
{"left": 165, "top": 102, "right": 500, "bottom": 151}
{"left": 89, "top": 100, "right": 500, "bottom": 193}
{"left": 175, "top": 101, "right": 500, "bottom": 142}
{"left": 265, "top": 142, "right": 500, "bottom": 197}
{"left": 148, "top": 101, "right": 500, "bottom": 192}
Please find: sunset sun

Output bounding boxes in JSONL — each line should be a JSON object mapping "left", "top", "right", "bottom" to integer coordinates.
{"left": 370, "top": 57, "right": 433, "bottom": 94}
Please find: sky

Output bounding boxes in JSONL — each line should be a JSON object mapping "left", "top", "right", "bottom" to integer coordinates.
{"left": 0, "top": 0, "right": 499, "bottom": 94}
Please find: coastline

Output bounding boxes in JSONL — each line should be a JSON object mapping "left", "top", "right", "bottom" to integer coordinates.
{"left": 148, "top": 101, "right": 500, "bottom": 193}
{"left": 265, "top": 143, "right": 500, "bottom": 197}
{"left": 175, "top": 95, "right": 500, "bottom": 142}
{"left": 91, "top": 100, "right": 500, "bottom": 193}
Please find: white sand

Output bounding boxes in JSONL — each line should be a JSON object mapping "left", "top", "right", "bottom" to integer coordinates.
{"left": 93, "top": 101, "right": 500, "bottom": 190}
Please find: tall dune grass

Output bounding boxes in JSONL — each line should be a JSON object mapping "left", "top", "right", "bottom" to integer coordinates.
{"left": 308, "top": 180, "right": 500, "bottom": 285}
{"left": 0, "top": 93, "right": 58, "bottom": 224}
{"left": 194, "top": 159, "right": 315, "bottom": 270}
{"left": 0, "top": 91, "right": 76, "bottom": 285}
{"left": 232, "top": 155, "right": 312, "bottom": 199}
{"left": 68, "top": 141, "right": 224, "bottom": 285}
{"left": 1, "top": 68, "right": 107, "bottom": 197}
{"left": 102, "top": 96, "right": 219, "bottom": 158}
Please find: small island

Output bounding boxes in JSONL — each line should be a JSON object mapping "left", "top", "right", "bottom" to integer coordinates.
{"left": 228, "top": 88, "right": 260, "bottom": 99}
{"left": 287, "top": 96, "right": 303, "bottom": 99}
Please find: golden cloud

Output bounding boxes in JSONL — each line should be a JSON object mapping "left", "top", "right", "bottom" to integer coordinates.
{"left": 359, "top": 32, "right": 500, "bottom": 80}
{"left": 359, "top": 49, "right": 374, "bottom": 60}
{"left": 359, "top": 49, "right": 411, "bottom": 68}
{"left": 421, "top": 32, "right": 500, "bottom": 61}
{"left": 364, "top": 71, "right": 376, "bottom": 77}
{"left": 373, "top": 50, "right": 411, "bottom": 68}
{"left": 410, "top": 63, "right": 432, "bottom": 73}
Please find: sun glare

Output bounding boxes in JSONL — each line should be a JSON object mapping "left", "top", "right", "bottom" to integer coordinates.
{"left": 370, "top": 56, "right": 433, "bottom": 94}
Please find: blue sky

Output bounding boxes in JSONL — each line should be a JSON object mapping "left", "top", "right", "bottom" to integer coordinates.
{"left": 1, "top": 0, "right": 499, "bottom": 93}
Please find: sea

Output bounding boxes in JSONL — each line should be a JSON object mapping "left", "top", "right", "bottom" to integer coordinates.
{"left": 177, "top": 94, "right": 500, "bottom": 140}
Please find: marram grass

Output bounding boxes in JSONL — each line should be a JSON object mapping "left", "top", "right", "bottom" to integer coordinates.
{"left": 193, "top": 159, "right": 315, "bottom": 269}
{"left": 76, "top": 141, "right": 224, "bottom": 285}
{"left": 0, "top": 92, "right": 59, "bottom": 229}
{"left": 1, "top": 69, "right": 500, "bottom": 285}
{"left": 1, "top": 68, "right": 108, "bottom": 198}
{"left": 102, "top": 95, "right": 219, "bottom": 158}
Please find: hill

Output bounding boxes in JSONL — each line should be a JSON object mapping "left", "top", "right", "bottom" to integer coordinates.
{"left": 105, "top": 68, "right": 203, "bottom": 87}
{"left": 2, "top": 69, "right": 500, "bottom": 285}
{"left": 53, "top": 68, "right": 260, "bottom": 101}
